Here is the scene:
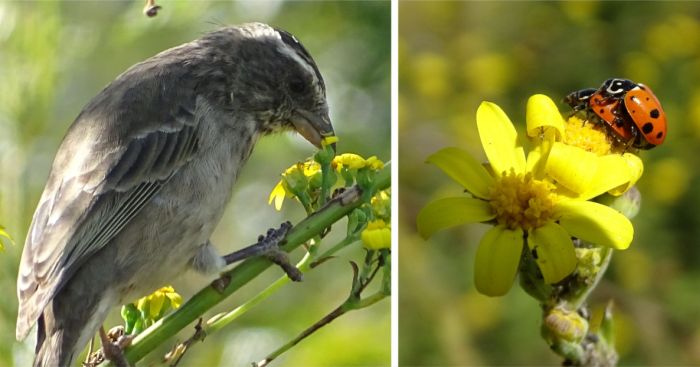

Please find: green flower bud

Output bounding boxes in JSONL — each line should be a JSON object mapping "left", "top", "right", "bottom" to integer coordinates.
{"left": 543, "top": 307, "right": 588, "bottom": 344}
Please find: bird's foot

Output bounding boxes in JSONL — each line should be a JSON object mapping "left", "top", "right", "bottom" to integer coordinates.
{"left": 98, "top": 326, "right": 134, "bottom": 367}
{"left": 222, "top": 221, "right": 302, "bottom": 281}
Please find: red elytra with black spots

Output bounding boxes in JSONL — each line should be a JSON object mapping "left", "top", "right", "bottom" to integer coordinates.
{"left": 622, "top": 84, "right": 667, "bottom": 147}
{"left": 588, "top": 92, "right": 634, "bottom": 142}
{"left": 565, "top": 78, "right": 667, "bottom": 150}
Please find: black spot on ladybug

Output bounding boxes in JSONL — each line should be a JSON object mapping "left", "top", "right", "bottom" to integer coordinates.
{"left": 646, "top": 97, "right": 650, "bottom": 101}
{"left": 599, "top": 108, "right": 605, "bottom": 114}
{"left": 650, "top": 109, "right": 660, "bottom": 118}
{"left": 657, "top": 131, "right": 664, "bottom": 139}
{"left": 642, "top": 122, "right": 654, "bottom": 134}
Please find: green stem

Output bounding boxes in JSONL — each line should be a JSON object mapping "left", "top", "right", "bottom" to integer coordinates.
{"left": 311, "top": 234, "right": 359, "bottom": 266}
{"left": 319, "top": 162, "right": 332, "bottom": 208}
{"left": 113, "top": 165, "right": 390, "bottom": 365}
{"left": 566, "top": 247, "right": 613, "bottom": 310}
{"left": 205, "top": 233, "right": 359, "bottom": 334}
{"left": 205, "top": 252, "right": 313, "bottom": 335}
{"left": 256, "top": 249, "right": 390, "bottom": 367}
{"left": 255, "top": 290, "right": 389, "bottom": 367}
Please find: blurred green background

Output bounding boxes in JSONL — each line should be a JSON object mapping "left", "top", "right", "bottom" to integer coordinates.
{"left": 400, "top": 1, "right": 700, "bottom": 365}
{"left": 0, "top": 1, "right": 390, "bottom": 366}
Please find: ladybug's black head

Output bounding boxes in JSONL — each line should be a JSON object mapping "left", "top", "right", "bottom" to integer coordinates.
{"left": 563, "top": 88, "right": 596, "bottom": 109}
{"left": 602, "top": 78, "right": 637, "bottom": 96}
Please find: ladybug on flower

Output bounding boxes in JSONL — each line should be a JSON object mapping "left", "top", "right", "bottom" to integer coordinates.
{"left": 564, "top": 78, "right": 667, "bottom": 150}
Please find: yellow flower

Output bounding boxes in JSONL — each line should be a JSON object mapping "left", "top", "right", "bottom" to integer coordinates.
{"left": 135, "top": 286, "right": 182, "bottom": 320}
{"left": 268, "top": 161, "right": 321, "bottom": 210}
{"left": 361, "top": 219, "right": 391, "bottom": 250}
{"left": 526, "top": 94, "right": 643, "bottom": 197}
{"left": 334, "top": 153, "right": 368, "bottom": 170}
{"left": 371, "top": 190, "right": 391, "bottom": 220}
{"left": 269, "top": 153, "right": 385, "bottom": 211}
{"left": 417, "top": 98, "right": 637, "bottom": 297}
{"left": 332, "top": 153, "right": 385, "bottom": 171}
{"left": 366, "top": 156, "right": 385, "bottom": 170}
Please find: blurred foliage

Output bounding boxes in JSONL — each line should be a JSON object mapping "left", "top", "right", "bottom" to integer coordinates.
{"left": 0, "top": 1, "right": 389, "bottom": 366}
{"left": 400, "top": 1, "right": 700, "bottom": 365}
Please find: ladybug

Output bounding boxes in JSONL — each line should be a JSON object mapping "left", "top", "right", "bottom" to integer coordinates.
{"left": 565, "top": 78, "right": 667, "bottom": 150}
{"left": 565, "top": 88, "right": 636, "bottom": 146}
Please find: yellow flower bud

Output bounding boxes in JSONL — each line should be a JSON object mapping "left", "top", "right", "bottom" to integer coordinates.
{"left": 361, "top": 220, "right": 391, "bottom": 250}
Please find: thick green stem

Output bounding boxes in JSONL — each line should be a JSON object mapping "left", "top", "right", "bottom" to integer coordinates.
{"left": 205, "top": 233, "right": 358, "bottom": 335}
{"left": 205, "top": 252, "right": 313, "bottom": 335}
{"left": 112, "top": 165, "right": 390, "bottom": 366}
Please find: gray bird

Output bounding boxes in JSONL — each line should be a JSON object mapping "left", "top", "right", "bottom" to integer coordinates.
{"left": 16, "top": 22, "right": 334, "bottom": 367}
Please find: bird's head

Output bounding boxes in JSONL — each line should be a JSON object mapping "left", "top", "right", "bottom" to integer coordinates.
{"left": 197, "top": 23, "right": 334, "bottom": 149}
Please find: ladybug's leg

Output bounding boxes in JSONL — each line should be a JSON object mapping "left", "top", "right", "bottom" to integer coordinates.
{"left": 610, "top": 105, "right": 628, "bottom": 131}
{"left": 623, "top": 124, "right": 641, "bottom": 152}
{"left": 576, "top": 109, "right": 593, "bottom": 126}
{"left": 567, "top": 104, "right": 586, "bottom": 120}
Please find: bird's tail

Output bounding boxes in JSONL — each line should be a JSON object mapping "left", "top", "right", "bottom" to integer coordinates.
{"left": 34, "top": 314, "right": 75, "bottom": 367}
{"left": 33, "top": 313, "right": 79, "bottom": 367}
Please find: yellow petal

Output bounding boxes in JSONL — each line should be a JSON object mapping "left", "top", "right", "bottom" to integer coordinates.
{"left": 136, "top": 298, "right": 148, "bottom": 312}
{"left": 555, "top": 200, "right": 633, "bottom": 250}
{"left": 474, "top": 226, "right": 524, "bottom": 296}
{"left": 365, "top": 156, "right": 385, "bottom": 170}
{"left": 476, "top": 101, "right": 526, "bottom": 176}
{"left": 426, "top": 147, "right": 494, "bottom": 199}
{"left": 361, "top": 226, "right": 391, "bottom": 250}
{"left": 526, "top": 94, "right": 565, "bottom": 140}
{"left": 578, "top": 154, "right": 640, "bottom": 200}
{"left": 334, "top": 153, "right": 366, "bottom": 169}
{"left": 0, "top": 225, "right": 13, "bottom": 251}
{"left": 528, "top": 223, "right": 577, "bottom": 284}
{"left": 607, "top": 153, "right": 644, "bottom": 196}
{"left": 149, "top": 293, "right": 165, "bottom": 319}
{"left": 417, "top": 197, "right": 495, "bottom": 239}
{"left": 545, "top": 142, "right": 597, "bottom": 194}
{"left": 526, "top": 143, "right": 551, "bottom": 179}
{"left": 322, "top": 135, "right": 339, "bottom": 147}
{"left": 302, "top": 161, "right": 322, "bottom": 176}
{"left": 268, "top": 181, "right": 286, "bottom": 211}
{"left": 166, "top": 292, "right": 183, "bottom": 309}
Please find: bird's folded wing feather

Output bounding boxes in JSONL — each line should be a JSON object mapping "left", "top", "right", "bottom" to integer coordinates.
{"left": 17, "top": 64, "right": 201, "bottom": 339}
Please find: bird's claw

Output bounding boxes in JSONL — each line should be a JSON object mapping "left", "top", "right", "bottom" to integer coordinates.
{"left": 98, "top": 326, "right": 133, "bottom": 367}
{"left": 221, "top": 221, "right": 302, "bottom": 281}
{"left": 255, "top": 221, "right": 302, "bottom": 281}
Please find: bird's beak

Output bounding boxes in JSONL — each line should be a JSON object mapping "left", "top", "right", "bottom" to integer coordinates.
{"left": 290, "top": 109, "right": 335, "bottom": 149}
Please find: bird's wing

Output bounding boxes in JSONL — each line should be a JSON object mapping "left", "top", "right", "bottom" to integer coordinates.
{"left": 16, "top": 62, "right": 202, "bottom": 339}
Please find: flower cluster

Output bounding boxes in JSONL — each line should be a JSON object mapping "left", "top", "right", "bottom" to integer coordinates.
{"left": 268, "top": 140, "right": 389, "bottom": 251}
{"left": 269, "top": 153, "right": 384, "bottom": 211}
{"left": 361, "top": 190, "right": 391, "bottom": 250}
{"left": 417, "top": 95, "right": 641, "bottom": 296}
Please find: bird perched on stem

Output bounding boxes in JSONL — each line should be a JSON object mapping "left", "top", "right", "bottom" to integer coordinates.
{"left": 16, "top": 22, "right": 334, "bottom": 367}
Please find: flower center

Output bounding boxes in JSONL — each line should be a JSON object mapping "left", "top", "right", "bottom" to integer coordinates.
{"left": 563, "top": 116, "right": 614, "bottom": 156}
{"left": 489, "top": 171, "right": 556, "bottom": 231}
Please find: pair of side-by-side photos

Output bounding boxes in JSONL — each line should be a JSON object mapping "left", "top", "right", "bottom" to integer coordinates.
{"left": 1, "top": 1, "right": 699, "bottom": 366}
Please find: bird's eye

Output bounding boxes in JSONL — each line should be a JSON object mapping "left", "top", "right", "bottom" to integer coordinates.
{"left": 289, "top": 77, "right": 307, "bottom": 94}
